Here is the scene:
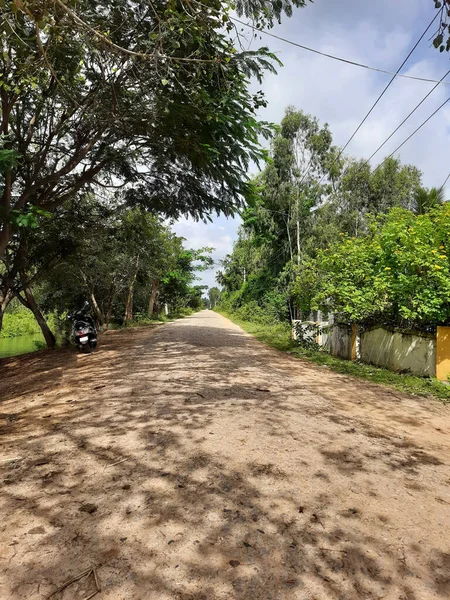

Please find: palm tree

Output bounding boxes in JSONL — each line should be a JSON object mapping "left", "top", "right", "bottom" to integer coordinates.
{"left": 414, "top": 186, "right": 446, "bottom": 215}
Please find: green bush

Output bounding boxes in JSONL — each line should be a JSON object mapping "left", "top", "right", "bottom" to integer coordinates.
{"left": 234, "top": 301, "right": 276, "bottom": 325}
{"left": 219, "top": 289, "right": 284, "bottom": 326}
{"left": 175, "top": 307, "right": 195, "bottom": 317}
{"left": 293, "top": 205, "right": 450, "bottom": 330}
{"left": 124, "top": 313, "right": 155, "bottom": 327}
{"left": 0, "top": 310, "right": 41, "bottom": 338}
{"left": 33, "top": 340, "right": 47, "bottom": 350}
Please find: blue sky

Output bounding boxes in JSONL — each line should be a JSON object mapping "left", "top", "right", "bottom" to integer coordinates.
{"left": 174, "top": 0, "right": 450, "bottom": 289}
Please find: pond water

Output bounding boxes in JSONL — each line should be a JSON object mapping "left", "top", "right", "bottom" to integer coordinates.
{"left": 0, "top": 333, "right": 45, "bottom": 359}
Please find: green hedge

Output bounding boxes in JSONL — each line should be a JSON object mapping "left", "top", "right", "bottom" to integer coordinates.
{"left": 0, "top": 310, "right": 58, "bottom": 339}
{"left": 0, "top": 311, "right": 41, "bottom": 338}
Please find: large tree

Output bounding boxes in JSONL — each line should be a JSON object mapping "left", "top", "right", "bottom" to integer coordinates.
{"left": 0, "top": 0, "right": 308, "bottom": 254}
{"left": 218, "top": 106, "right": 427, "bottom": 323}
{"left": 0, "top": 0, "right": 308, "bottom": 331}
{"left": 208, "top": 286, "right": 221, "bottom": 308}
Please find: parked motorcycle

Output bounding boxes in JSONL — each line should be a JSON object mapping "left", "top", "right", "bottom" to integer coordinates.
{"left": 69, "top": 302, "right": 98, "bottom": 352}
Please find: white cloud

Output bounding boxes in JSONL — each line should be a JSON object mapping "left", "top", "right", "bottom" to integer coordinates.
{"left": 176, "top": 1, "right": 450, "bottom": 289}
{"left": 172, "top": 217, "right": 238, "bottom": 288}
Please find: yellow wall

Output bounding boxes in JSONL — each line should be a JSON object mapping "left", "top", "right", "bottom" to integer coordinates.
{"left": 436, "top": 326, "right": 450, "bottom": 381}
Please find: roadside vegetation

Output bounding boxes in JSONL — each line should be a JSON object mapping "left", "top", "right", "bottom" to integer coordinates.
{"left": 0, "top": 305, "right": 51, "bottom": 339}
{"left": 1, "top": 1, "right": 311, "bottom": 352}
{"left": 215, "top": 102, "right": 450, "bottom": 403}
{"left": 217, "top": 106, "right": 450, "bottom": 334}
{"left": 0, "top": 204, "right": 210, "bottom": 344}
{"left": 1, "top": 1, "right": 448, "bottom": 358}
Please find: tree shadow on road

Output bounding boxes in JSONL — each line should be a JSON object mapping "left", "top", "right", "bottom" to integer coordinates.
{"left": 1, "top": 318, "right": 449, "bottom": 599}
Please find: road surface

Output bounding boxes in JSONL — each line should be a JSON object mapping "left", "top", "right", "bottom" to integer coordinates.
{"left": 1, "top": 310, "right": 450, "bottom": 599}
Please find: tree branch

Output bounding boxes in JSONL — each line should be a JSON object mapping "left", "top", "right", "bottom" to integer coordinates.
{"left": 53, "top": 0, "right": 218, "bottom": 63}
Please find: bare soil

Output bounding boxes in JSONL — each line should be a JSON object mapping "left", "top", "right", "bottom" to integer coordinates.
{"left": 1, "top": 310, "right": 450, "bottom": 600}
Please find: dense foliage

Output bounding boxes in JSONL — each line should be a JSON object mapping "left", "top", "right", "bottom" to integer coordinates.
{"left": 0, "top": 0, "right": 308, "bottom": 347}
{"left": 1, "top": 198, "right": 211, "bottom": 340}
{"left": 294, "top": 207, "right": 450, "bottom": 329}
{"left": 218, "top": 106, "right": 448, "bottom": 333}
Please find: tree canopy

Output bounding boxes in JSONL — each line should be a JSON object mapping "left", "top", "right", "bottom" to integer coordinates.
{"left": 0, "top": 0, "right": 308, "bottom": 261}
{"left": 218, "top": 106, "right": 449, "bottom": 332}
{"left": 0, "top": 0, "right": 309, "bottom": 341}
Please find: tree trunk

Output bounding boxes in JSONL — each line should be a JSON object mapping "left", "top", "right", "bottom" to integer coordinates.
{"left": 18, "top": 273, "right": 56, "bottom": 348}
{"left": 105, "top": 284, "right": 116, "bottom": 329}
{"left": 148, "top": 279, "right": 158, "bottom": 317}
{"left": 0, "top": 89, "right": 13, "bottom": 261}
{"left": 286, "top": 218, "right": 294, "bottom": 263}
{"left": 0, "top": 287, "right": 14, "bottom": 334}
{"left": 0, "top": 172, "right": 12, "bottom": 261}
{"left": 89, "top": 285, "right": 105, "bottom": 329}
{"left": 288, "top": 300, "right": 293, "bottom": 324}
{"left": 0, "top": 237, "right": 25, "bottom": 334}
{"left": 124, "top": 286, "right": 134, "bottom": 325}
{"left": 124, "top": 255, "right": 139, "bottom": 325}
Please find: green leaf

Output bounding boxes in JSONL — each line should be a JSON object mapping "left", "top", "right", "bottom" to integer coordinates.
{"left": 433, "top": 33, "right": 443, "bottom": 48}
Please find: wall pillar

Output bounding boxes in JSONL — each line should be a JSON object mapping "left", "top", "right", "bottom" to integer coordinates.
{"left": 436, "top": 326, "right": 450, "bottom": 381}
{"left": 351, "top": 324, "right": 358, "bottom": 361}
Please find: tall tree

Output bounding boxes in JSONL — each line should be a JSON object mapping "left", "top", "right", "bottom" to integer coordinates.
{"left": 325, "top": 157, "right": 422, "bottom": 238}
{"left": 219, "top": 106, "right": 426, "bottom": 324}
{"left": 160, "top": 247, "right": 213, "bottom": 314}
{"left": 208, "top": 286, "right": 221, "bottom": 308}
{"left": 0, "top": 0, "right": 309, "bottom": 331}
{"left": 0, "top": 0, "right": 308, "bottom": 257}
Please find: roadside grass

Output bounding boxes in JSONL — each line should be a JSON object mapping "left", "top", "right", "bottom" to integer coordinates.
{"left": 123, "top": 308, "right": 196, "bottom": 328}
{"left": 216, "top": 309, "right": 450, "bottom": 404}
{"left": 0, "top": 308, "right": 59, "bottom": 339}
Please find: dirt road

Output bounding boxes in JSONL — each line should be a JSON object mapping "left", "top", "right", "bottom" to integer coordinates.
{"left": 1, "top": 310, "right": 450, "bottom": 599}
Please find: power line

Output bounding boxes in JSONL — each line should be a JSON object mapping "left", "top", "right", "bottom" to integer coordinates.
{"left": 231, "top": 15, "right": 450, "bottom": 86}
{"left": 326, "top": 12, "right": 440, "bottom": 167}
{"left": 242, "top": 13, "right": 447, "bottom": 216}
{"left": 355, "top": 67, "right": 450, "bottom": 172}
{"left": 261, "top": 206, "right": 290, "bottom": 217}
{"left": 440, "top": 171, "right": 450, "bottom": 190}
{"left": 311, "top": 11, "right": 440, "bottom": 196}
{"left": 266, "top": 246, "right": 289, "bottom": 266}
{"left": 373, "top": 96, "right": 450, "bottom": 174}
